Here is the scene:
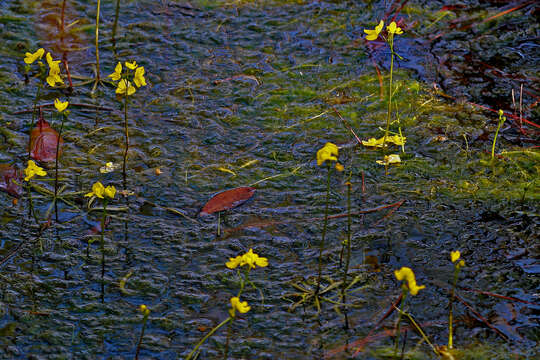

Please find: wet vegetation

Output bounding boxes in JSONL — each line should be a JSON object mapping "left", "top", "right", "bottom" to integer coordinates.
{"left": 0, "top": 0, "right": 538, "bottom": 359}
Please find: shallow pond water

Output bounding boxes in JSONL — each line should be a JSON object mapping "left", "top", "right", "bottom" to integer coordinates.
{"left": 0, "top": 0, "right": 538, "bottom": 359}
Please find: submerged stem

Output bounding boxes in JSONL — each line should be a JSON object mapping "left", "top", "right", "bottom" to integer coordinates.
{"left": 122, "top": 92, "right": 129, "bottom": 189}
{"left": 186, "top": 317, "right": 232, "bottom": 360}
{"left": 315, "top": 164, "right": 332, "bottom": 295}
{"left": 383, "top": 34, "right": 395, "bottom": 149}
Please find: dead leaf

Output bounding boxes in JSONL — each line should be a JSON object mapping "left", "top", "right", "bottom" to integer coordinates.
{"left": 199, "top": 186, "right": 255, "bottom": 216}
{"left": 30, "top": 115, "right": 63, "bottom": 163}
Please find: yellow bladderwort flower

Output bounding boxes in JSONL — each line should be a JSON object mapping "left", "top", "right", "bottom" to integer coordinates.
{"left": 362, "top": 135, "right": 406, "bottom": 148}
{"left": 24, "top": 160, "right": 47, "bottom": 181}
{"left": 226, "top": 248, "right": 268, "bottom": 269}
{"left": 387, "top": 21, "right": 403, "bottom": 35}
{"left": 24, "top": 48, "right": 45, "bottom": 64}
{"left": 109, "top": 62, "right": 122, "bottom": 81}
{"left": 139, "top": 304, "right": 150, "bottom": 316}
{"left": 45, "top": 52, "right": 63, "bottom": 87}
{"left": 99, "top": 162, "right": 119, "bottom": 174}
{"left": 125, "top": 61, "right": 138, "bottom": 70}
{"left": 116, "top": 79, "right": 136, "bottom": 95}
{"left": 133, "top": 66, "right": 147, "bottom": 88}
{"left": 229, "top": 297, "right": 250, "bottom": 317}
{"left": 104, "top": 185, "right": 116, "bottom": 199}
{"left": 376, "top": 154, "right": 401, "bottom": 165}
{"left": 316, "top": 142, "right": 339, "bottom": 166}
{"left": 364, "top": 20, "right": 384, "bottom": 41}
{"left": 450, "top": 250, "right": 461, "bottom": 263}
{"left": 54, "top": 99, "right": 69, "bottom": 112}
{"left": 394, "top": 267, "right": 425, "bottom": 295}
{"left": 85, "top": 181, "right": 106, "bottom": 199}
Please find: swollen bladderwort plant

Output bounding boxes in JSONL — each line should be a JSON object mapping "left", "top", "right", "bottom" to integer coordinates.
{"left": 85, "top": 181, "right": 116, "bottom": 303}
{"left": 364, "top": 20, "right": 404, "bottom": 148}
{"left": 108, "top": 61, "right": 147, "bottom": 189}
{"left": 448, "top": 251, "right": 465, "bottom": 349}
{"left": 186, "top": 249, "right": 268, "bottom": 360}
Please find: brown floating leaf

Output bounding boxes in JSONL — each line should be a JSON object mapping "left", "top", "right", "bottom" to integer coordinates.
{"left": 199, "top": 186, "right": 255, "bottom": 216}
{"left": 0, "top": 164, "right": 22, "bottom": 198}
{"left": 30, "top": 114, "right": 63, "bottom": 163}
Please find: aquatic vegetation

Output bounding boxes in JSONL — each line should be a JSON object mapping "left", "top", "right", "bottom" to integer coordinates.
{"left": 186, "top": 249, "right": 267, "bottom": 359}
{"left": 491, "top": 110, "right": 507, "bottom": 161}
{"left": 364, "top": 20, "right": 404, "bottom": 148}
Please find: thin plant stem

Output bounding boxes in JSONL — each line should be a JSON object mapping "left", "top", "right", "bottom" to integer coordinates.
{"left": 394, "top": 289, "right": 407, "bottom": 356}
{"left": 95, "top": 0, "right": 101, "bottom": 83}
{"left": 112, "top": 0, "right": 121, "bottom": 47}
{"left": 186, "top": 317, "right": 232, "bottom": 360}
{"left": 122, "top": 92, "right": 129, "bottom": 189}
{"left": 54, "top": 112, "right": 67, "bottom": 222}
{"left": 100, "top": 199, "right": 108, "bottom": 303}
{"left": 315, "top": 164, "right": 332, "bottom": 295}
{"left": 135, "top": 311, "right": 149, "bottom": 360}
{"left": 28, "top": 85, "right": 42, "bottom": 158}
{"left": 383, "top": 33, "right": 395, "bottom": 148}
{"left": 491, "top": 111, "right": 507, "bottom": 161}
{"left": 341, "top": 180, "right": 352, "bottom": 329}
{"left": 448, "top": 265, "right": 461, "bottom": 349}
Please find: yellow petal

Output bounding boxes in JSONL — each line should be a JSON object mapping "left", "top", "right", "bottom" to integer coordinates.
{"left": 109, "top": 62, "right": 122, "bottom": 81}
{"left": 54, "top": 98, "right": 69, "bottom": 112}
{"left": 316, "top": 142, "right": 339, "bottom": 166}
{"left": 134, "top": 66, "right": 147, "bottom": 88}
{"left": 24, "top": 48, "right": 45, "bottom": 64}
{"left": 104, "top": 185, "right": 116, "bottom": 199}
{"left": 450, "top": 250, "right": 461, "bottom": 263}
{"left": 125, "top": 61, "right": 138, "bottom": 70}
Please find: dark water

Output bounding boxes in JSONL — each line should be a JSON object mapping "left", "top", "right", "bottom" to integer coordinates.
{"left": 0, "top": 1, "right": 538, "bottom": 359}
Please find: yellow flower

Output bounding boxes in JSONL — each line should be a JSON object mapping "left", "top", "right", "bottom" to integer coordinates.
{"left": 104, "top": 185, "right": 116, "bottom": 199}
{"left": 125, "top": 61, "right": 138, "bottom": 70}
{"left": 376, "top": 154, "right": 401, "bottom": 165}
{"left": 457, "top": 260, "right": 465, "bottom": 268}
{"left": 394, "top": 267, "right": 425, "bottom": 295}
{"left": 24, "top": 160, "right": 47, "bottom": 181}
{"left": 335, "top": 163, "right": 344, "bottom": 172}
{"left": 229, "top": 297, "right": 250, "bottom": 317}
{"left": 45, "top": 52, "right": 63, "bottom": 87}
{"left": 362, "top": 135, "right": 406, "bottom": 148}
{"left": 109, "top": 62, "right": 122, "bottom": 81}
{"left": 387, "top": 21, "right": 403, "bottom": 35}
{"left": 450, "top": 250, "right": 461, "bottom": 263}
{"left": 116, "top": 79, "right": 136, "bottom": 95}
{"left": 364, "top": 20, "right": 384, "bottom": 41}
{"left": 24, "top": 48, "right": 45, "bottom": 64}
{"left": 54, "top": 98, "right": 69, "bottom": 112}
{"left": 139, "top": 304, "right": 150, "bottom": 316}
{"left": 99, "top": 162, "right": 119, "bottom": 174}
{"left": 226, "top": 248, "right": 268, "bottom": 269}
{"left": 85, "top": 181, "right": 105, "bottom": 199}
{"left": 133, "top": 66, "right": 147, "bottom": 88}
{"left": 316, "top": 142, "right": 339, "bottom": 166}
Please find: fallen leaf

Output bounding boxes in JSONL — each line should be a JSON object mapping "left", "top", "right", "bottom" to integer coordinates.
{"left": 0, "top": 164, "right": 23, "bottom": 198}
{"left": 199, "top": 186, "right": 255, "bottom": 216}
{"left": 30, "top": 114, "right": 63, "bottom": 163}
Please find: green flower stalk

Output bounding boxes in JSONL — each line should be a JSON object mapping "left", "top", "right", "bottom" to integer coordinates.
{"left": 315, "top": 143, "right": 344, "bottom": 296}
{"left": 85, "top": 182, "right": 116, "bottom": 303}
{"left": 24, "top": 160, "right": 47, "bottom": 224}
{"left": 448, "top": 250, "right": 465, "bottom": 349}
{"left": 491, "top": 110, "right": 507, "bottom": 161}
{"left": 53, "top": 99, "right": 69, "bottom": 221}
{"left": 186, "top": 249, "right": 267, "bottom": 359}
{"left": 135, "top": 304, "right": 151, "bottom": 360}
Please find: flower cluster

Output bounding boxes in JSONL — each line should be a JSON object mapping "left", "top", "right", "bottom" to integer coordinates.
{"left": 362, "top": 135, "right": 406, "bottom": 148}
{"left": 24, "top": 48, "right": 64, "bottom": 87}
{"left": 394, "top": 267, "right": 425, "bottom": 296}
{"left": 226, "top": 248, "right": 268, "bottom": 270}
{"left": 24, "top": 160, "right": 47, "bottom": 181}
{"left": 108, "top": 61, "right": 147, "bottom": 96}
{"left": 139, "top": 304, "right": 150, "bottom": 317}
{"left": 85, "top": 181, "right": 116, "bottom": 199}
{"left": 451, "top": 250, "right": 465, "bottom": 269}
{"left": 364, "top": 20, "right": 403, "bottom": 41}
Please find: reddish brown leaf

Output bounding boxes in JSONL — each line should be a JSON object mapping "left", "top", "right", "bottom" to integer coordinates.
{"left": 199, "top": 187, "right": 255, "bottom": 216}
{"left": 0, "top": 164, "right": 22, "bottom": 198}
{"left": 30, "top": 115, "right": 63, "bottom": 163}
